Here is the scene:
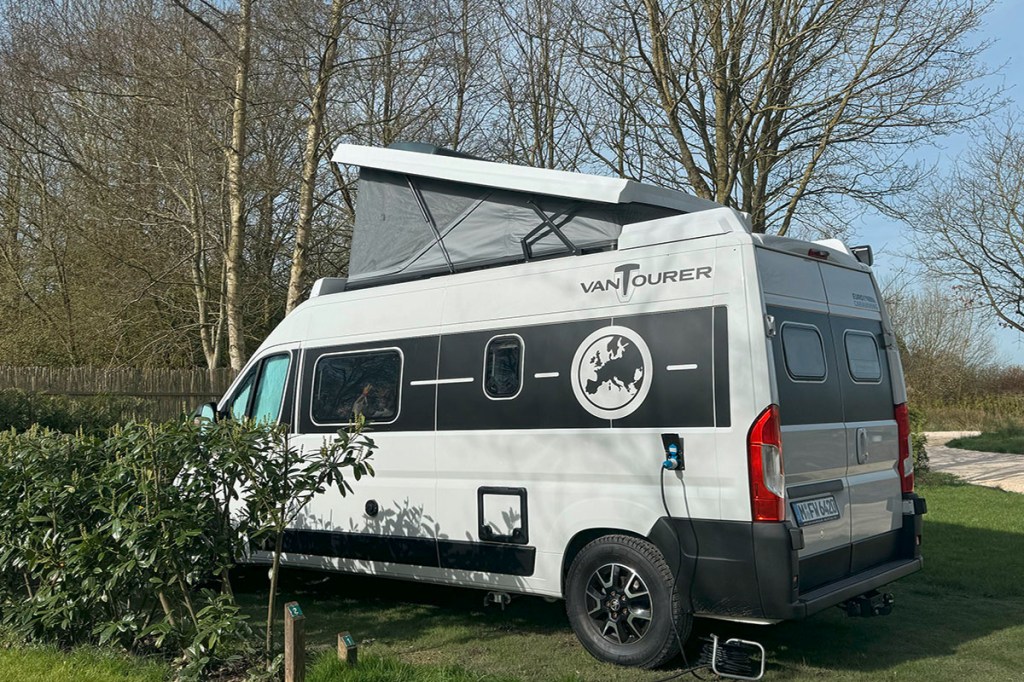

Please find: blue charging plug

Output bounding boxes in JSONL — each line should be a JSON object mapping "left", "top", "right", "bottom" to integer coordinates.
{"left": 663, "top": 442, "right": 682, "bottom": 470}
{"left": 661, "top": 433, "right": 684, "bottom": 470}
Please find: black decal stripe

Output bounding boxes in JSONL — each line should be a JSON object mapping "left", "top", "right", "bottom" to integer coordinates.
{"left": 280, "top": 529, "right": 438, "bottom": 566}
{"left": 828, "top": 315, "right": 894, "bottom": 423}
{"left": 438, "top": 539, "right": 536, "bottom": 576}
{"left": 614, "top": 307, "right": 717, "bottom": 428}
{"left": 767, "top": 306, "right": 845, "bottom": 426}
{"left": 278, "top": 529, "right": 536, "bottom": 577}
{"left": 713, "top": 306, "right": 730, "bottom": 427}
{"left": 298, "top": 305, "right": 729, "bottom": 433}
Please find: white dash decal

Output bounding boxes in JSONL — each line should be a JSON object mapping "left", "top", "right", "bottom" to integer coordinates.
{"left": 666, "top": 364, "right": 698, "bottom": 371}
{"left": 410, "top": 377, "right": 474, "bottom": 386}
{"left": 534, "top": 372, "right": 560, "bottom": 379}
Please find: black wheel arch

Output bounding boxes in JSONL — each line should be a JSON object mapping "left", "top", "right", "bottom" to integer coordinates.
{"left": 560, "top": 527, "right": 648, "bottom": 596}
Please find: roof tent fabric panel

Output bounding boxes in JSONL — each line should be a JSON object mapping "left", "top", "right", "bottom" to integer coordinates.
{"left": 348, "top": 168, "right": 682, "bottom": 286}
{"left": 349, "top": 169, "right": 432, "bottom": 276}
{"left": 349, "top": 169, "right": 487, "bottom": 277}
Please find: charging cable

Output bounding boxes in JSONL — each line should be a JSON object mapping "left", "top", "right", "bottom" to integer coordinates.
{"left": 654, "top": 460, "right": 708, "bottom": 682}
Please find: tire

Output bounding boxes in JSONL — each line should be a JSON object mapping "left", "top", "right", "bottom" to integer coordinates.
{"left": 565, "top": 534, "right": 691, "bottom": 668}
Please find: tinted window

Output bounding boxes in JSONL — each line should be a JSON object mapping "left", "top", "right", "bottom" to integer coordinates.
{"left": 311, "top": 350, "right": 401, "bottom": 424}
{"left": 484, "top": 336, "right": 523, "bottom": 398}
{"left": 228, "top": 372, "right": 256, "bottom": 420}
{"left": 845, "top": 332, "right": 881, "bottom": 382}
{"left": 782, "top": 324, "right": 826, "bottom": 381}
{"left": 251, "top": 354, "right": 290, "bottom": 422}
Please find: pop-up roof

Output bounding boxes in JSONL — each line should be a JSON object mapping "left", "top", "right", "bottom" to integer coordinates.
{"left": 332, "top": 143, "right": 720, "bottom": 288}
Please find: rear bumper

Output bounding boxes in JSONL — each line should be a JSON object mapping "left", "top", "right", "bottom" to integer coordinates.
{"left": 793, "top": 556, "right": 921, "bottom": 618}
{"left": 646, "top": 492, "right": 926, "bottom": 621}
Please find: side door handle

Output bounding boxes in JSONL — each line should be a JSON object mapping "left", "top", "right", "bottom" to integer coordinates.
{"left": 856, "top": 427, "right": 870, "bottom": 464}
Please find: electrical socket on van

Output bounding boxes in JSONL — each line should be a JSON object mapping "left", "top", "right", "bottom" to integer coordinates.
{"left": 661, "top": 433, "right": 684, "bottom": 470}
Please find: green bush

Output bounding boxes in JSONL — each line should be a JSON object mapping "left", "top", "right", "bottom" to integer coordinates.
{"left": 0, "top": 417, "right": 374, "bottom": 680}
{"left": 0, "top": 389, "right": 150, "bottom": 436}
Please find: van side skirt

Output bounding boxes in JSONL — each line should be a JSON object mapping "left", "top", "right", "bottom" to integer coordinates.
{"left": 277, "top": 528, "right": 536, "bottom": 576}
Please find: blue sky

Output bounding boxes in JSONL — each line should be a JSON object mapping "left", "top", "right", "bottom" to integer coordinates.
{"left": 857, "top": 1, "right": 1024, "bottom": 362}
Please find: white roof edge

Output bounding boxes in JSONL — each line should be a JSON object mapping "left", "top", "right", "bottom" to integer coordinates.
{"left": 619, "top": 207, "right": 752, "bottom": 250}
{"left": 754, "top": 234, "right": 866, "bottom": 269}
{"left": 332, "top": 144, "right": 721, "bottom": 214}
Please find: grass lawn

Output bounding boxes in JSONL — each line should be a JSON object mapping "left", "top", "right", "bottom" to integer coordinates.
{"left": 948, "top": 427, "right": 1024, "bottom": 454}
{"left": 0, "top": 642, "right": 167, "bottom": 682}
{"left": 3, "top": 472, "right": 1022, "bottom": 681}
{"left": 229, "top": 470, "right": 1024, "bottom": 681}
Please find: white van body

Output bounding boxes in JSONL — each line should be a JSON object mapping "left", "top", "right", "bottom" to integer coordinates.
{"left": 220, "top": 145, "right": 925, "bottom": 668}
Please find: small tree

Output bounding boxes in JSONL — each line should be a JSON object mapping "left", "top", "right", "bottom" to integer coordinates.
{"left": 229, "top": 418, "right": 375, "bottom": 659}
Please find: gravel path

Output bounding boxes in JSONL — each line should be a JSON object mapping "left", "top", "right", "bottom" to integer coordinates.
{"left": 924, "top": 431, "right": 1024, "bottom": 494}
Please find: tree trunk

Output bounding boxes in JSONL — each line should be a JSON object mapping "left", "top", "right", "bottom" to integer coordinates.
{"left": 265, "top": 530, "right": 284, "bottom": 658}
{"left": 225, "top": 0, "right": 252, "bottom": 370}
{"left": 285, "top": 0, "right": 348, "bottom": 315}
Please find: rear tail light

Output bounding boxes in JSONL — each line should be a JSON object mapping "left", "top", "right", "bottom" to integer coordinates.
{"left": 748, "top": 404, "right": 785, "bottom": 522}
{"left": 895, "top": 402, "right": 914, "bottom": 493}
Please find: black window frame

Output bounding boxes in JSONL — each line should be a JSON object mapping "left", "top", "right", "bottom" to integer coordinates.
{"left": 482, "top": 334, "right": 525, "bottom": 400}
{"left": 308, "top": 347, "right": 404, "bottom": 426}
{"left": 780, "top": 322, "right": 828, "bottom": 382}
{"left": 843, "top": 330, "right": 882, "bottom": 384}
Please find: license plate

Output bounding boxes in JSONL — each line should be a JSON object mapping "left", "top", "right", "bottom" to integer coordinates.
{"left": 792, "top": 495, "right": 840, "bottom": 526}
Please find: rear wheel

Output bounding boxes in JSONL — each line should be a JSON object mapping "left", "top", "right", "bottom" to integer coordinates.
{"left": 565, "top": 534, "right": 690, "bottom": 668}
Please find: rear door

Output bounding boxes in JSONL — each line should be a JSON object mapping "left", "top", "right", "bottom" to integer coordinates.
{"left": 768, "top": 306, "right": 853, "bottom": 563}
{"left": 821, "top": 267, "right": 902, "bottom": 570}
{"left": 758, "top": 250, "right": 852, "bottom": 571}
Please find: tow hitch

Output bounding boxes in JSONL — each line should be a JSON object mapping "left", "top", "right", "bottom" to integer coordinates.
{"left": 841, "top": 590, "right": 894, "bottom": 617}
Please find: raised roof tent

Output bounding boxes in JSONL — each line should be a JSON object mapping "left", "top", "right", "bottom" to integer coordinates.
{"left": 333, "top": 143, "right": 721, "bottom": 288}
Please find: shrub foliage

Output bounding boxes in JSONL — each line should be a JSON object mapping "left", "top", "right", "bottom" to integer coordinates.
{"left": 0, "top": 418, "right": 372, "bottom": 679}
{"left": 0, "top": 389, "right": 151, "bottom": 436}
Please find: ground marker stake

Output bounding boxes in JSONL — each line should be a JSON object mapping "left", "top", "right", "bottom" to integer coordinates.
{"left": 338, "top": 631, "right": 358, "bottom": 666}
{"left": 284, "top": 601, "right": 305, "bottom": 682}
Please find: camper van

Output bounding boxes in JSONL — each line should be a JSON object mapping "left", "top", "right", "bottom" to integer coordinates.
{"left": 213, "top": 144, "right": 926, "bottom": 669}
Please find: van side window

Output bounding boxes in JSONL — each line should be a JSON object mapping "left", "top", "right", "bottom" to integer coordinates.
{"left": 484, "top": 335, "right": 523, "bottom": 399}
{"left": 311, "top": 350, "right": 402, "bottom": 424}
{"left": 250, "top": 354, "right": 290, "bottom": 422}
{"left": 228, "top": 371, "right": 256, "bottom": 420}
{"left": 845, "top": 332, "right": 881, "bottom": 382}
{"left": 781, "top": 324, "right": 826, "bottom": 381}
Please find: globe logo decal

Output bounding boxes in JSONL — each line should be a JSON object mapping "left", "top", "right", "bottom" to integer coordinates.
{"left": 571, "top": 326, "right": 653, "bottom": 419}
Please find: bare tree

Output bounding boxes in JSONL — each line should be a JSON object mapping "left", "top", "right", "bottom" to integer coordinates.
{"left": 910, "top": 116, "right": 1024, "bottom": 335}
{"left": 285, "top": 0, "right": 351, "bottom": 314}
{"left": 494, "top": 0, "right": 584, "bottom": 169}
{"left": 883, "top": 276, "right": 997, "bottom": 403}
{"left": 224, "top": 0, "right": 253, "bottom": 370}
{"left": 573, "top": 0, "right": 998, "bottom": 237}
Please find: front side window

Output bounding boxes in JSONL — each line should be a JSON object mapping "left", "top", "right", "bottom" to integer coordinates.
{"left": 228, "top": 372, "right": 256, "bottom": 420}
{"left": 484, "top": 335, "right": 523, "bottom": 399}
{"left": 781, "top": 324, "right": 826, "bottom": 381}
{"left": 845, "top": 332, "right": 882, "bottom": 382}
{"left": 311, "top": 350, "right": 402, "bottom": 424}
{"left": 250, "top": 354, "right": 290, "bottom": 422}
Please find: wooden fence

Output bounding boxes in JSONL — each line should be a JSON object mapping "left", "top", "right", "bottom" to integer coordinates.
{"left": 0, "top": 366, "right": 238, "bottom": 421}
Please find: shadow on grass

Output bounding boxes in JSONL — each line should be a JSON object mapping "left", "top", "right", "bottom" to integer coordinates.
{"left": 232, "top": 513, "right": 1023, "bottom": 678}
{"left": 232, "top": 566, "right": 568, "bottom": 653}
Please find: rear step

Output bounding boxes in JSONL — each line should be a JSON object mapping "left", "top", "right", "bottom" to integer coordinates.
{"left": 841, "top": 590, "right": 894, "bottom": 617}
{"left": 797, "top": 557, "right": 920, "bottom": 617}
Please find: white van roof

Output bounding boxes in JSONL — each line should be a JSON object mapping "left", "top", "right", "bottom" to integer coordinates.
{"left": 332, "top": 144, "right": 720, "bottom": 214}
